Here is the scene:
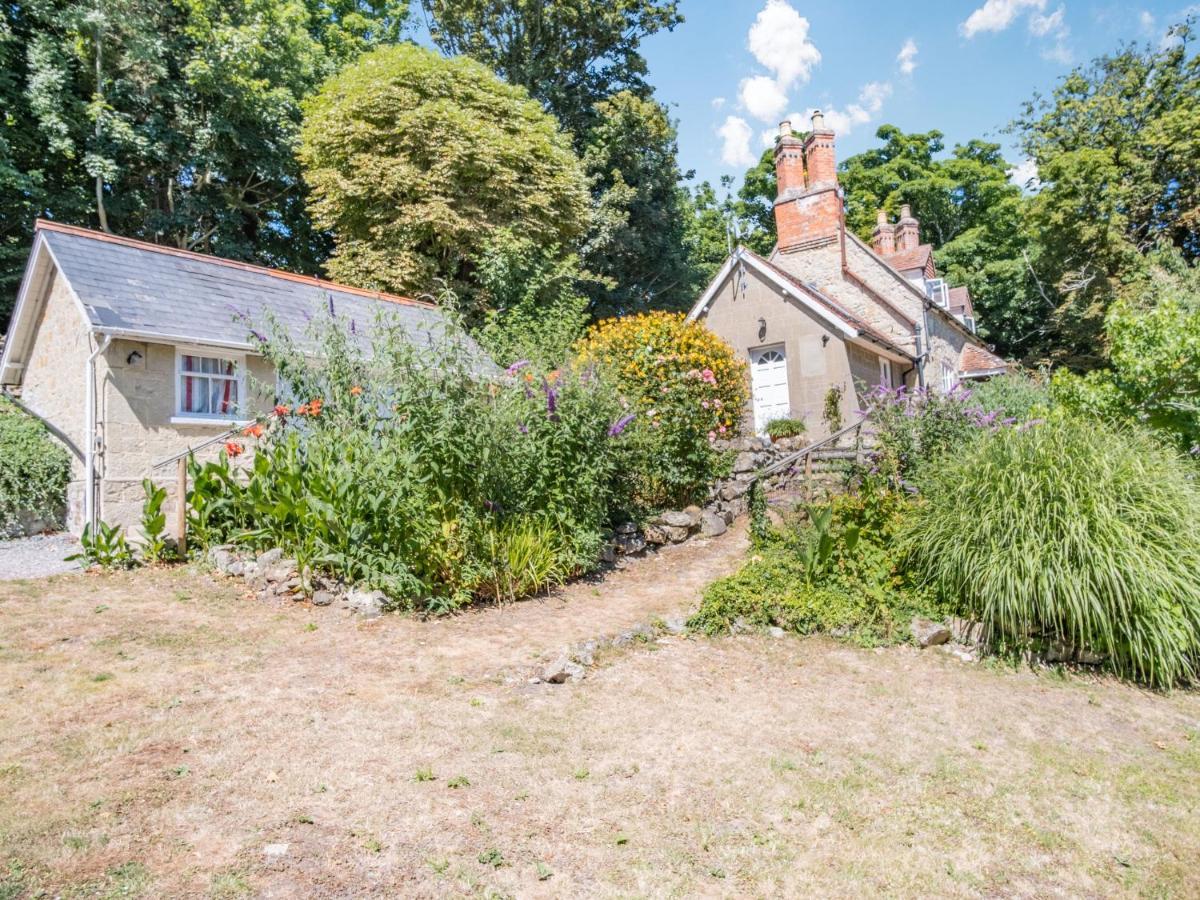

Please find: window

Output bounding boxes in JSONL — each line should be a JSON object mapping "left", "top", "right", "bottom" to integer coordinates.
{"left": 878, "top": 357, "right": 893, "bottom": 388}
{"left": 176, "top": 351, "right": 242, "bottom": 419}
{"left": 941, "top": 362, "right": 958, "bottom": 394}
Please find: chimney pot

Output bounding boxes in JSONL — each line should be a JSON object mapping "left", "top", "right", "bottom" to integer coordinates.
{"left": 811, "top": 109, "right": 826, "bottom": 131}
{"left": 778, "top": 120, "right": 792, "bottom": 138}
{"left": 876, "top": 209, "right": 888, "bottom": 226}
{"left": 900, "top": 204, "right": 913, "bottom": 220}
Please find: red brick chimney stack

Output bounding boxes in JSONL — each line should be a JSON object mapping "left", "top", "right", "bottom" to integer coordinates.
{"left": 896, "top": 204, "right": 921, "bottom": 251}
{"left": 772, "top": 110, "right": 844, "bottom": 251}
{"left": 871, "top": 209, "right": 895, "bottom": 256}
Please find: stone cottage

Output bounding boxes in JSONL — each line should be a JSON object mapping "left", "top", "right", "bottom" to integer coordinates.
{"left": 0, "top": 220, "right": 481, "bottom": 535}
{"left": 690, "top": 111, "right": 1008, "bottom": 435}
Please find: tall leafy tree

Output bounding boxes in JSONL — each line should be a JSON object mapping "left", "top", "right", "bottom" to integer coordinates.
{"left": 421, "top": 0, "right": 681, "bottom": 139}
{"left": 1012, "top": 20, "right": 1200, "bottom": 367}
{"left": 581, "top": 90, "right": 696, "bottom": 314}
{"left": 422, "top": 0, "right": 689, "bottom": 315}
{"left": 298, "top": 43, "right": 590, "bottom": 320}
{"left": 0, "top": 0, "right": 408, "bottom": 323}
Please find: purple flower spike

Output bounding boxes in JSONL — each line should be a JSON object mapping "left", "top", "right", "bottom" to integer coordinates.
{"left": 351, "top": 318, "right": 358, "bottom": 335}
{"left": 518, "top": 422, "right": 528, "bottom": 434}
{"left": 250, "top": 329, "right": 268, "bottom": 344}
{"left": 505, "top": 359, "right": 530, "bottom": 375}
{"left": 607, "top": 412, "right": 636, "bottom": 437}
{"left": 546, "top": 387, "right": 558, "bottom": 420}
{"left": 327, "top": 294, "right": 335, "bottom": 317}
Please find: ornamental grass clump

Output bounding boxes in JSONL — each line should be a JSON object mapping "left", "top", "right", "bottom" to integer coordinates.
{"left": 905, "top": 416, "right": 1200, "bottom": 687}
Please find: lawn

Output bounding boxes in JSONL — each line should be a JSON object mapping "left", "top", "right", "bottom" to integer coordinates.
{"left": 1, "top": 541, "right": 1198, "bottom": 898}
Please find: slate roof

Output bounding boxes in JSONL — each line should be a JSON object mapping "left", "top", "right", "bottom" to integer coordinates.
{"left": 32, "top": 221, "right": 487, "bottom": 365}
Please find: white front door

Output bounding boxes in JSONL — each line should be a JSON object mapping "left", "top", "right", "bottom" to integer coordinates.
{"left": 751, "top": 346, "right": 790, "bottom": 433}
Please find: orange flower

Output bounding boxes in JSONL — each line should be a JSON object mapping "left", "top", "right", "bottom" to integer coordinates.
{"left": 225, "top": 441, "right": 244, "bottom": 458}
{"left": 546, "top": 369, "right": 560, "bottom": 383}
{"left": 242, "top": 423, "right": 264, "bottom": 439}
{"left": 273, "top": 404, "right": 290, "bottom": 417}
{"left": 308, "top": 397, "right": 324, "bottom": 416}
{"left": 295, "top": 402, "right": 310, "bottom": 416}
{"left": 350, "top": 385, "right": 363, "bottom": 396}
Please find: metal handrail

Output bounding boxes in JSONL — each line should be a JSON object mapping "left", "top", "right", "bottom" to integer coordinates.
{"left": 751, "top": 416, "right": 869, "bottom": 482}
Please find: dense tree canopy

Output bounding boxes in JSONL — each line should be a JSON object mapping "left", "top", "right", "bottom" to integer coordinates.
{"left": 423, "top": 0, "right": 692, "bottom": 317}
{"left": 298, "top": 43, "right": 590, "bottom": 318}
{"left": 1012, "top": 22, "right": 1200, "bottom": 367}
{"left": 421, "top": 0, "right": 681, "bottom": 139}
{"left": 0, "top": 0, "right": 408, "bottom": 322}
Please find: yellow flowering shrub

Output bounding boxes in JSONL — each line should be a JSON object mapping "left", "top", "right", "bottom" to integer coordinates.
{"left": 577, "top": 311, "right": 749, "bottom": 510}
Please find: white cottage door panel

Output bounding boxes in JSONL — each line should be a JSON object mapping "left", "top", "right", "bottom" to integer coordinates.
{"left": 751, "top": 346, "right": 790, "bottom": 433}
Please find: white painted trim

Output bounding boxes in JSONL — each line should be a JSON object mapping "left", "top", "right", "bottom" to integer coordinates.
{"left": 689, "top": 247, "right": 859, "bottom": 340}
{"left": 847, "top": 333, "right": 912, "bottom": 364}
{"left": 98, "top": 327, "right": 254, "bottom": 353}
{"left": 169, "top": 415, "right": 251, "bottom": 428}
{"left": 685, "top": 254, "right": 737, "bottom": 323}
{"left": 960, "top": 367, "right": 1008, "bottom": 380}
{"left": 174, "top": 346, "right": 247, "bottom": 420}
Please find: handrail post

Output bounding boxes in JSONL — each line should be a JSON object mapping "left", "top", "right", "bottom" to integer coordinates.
{"left": 175, "top": 456, "right": 188, "bottom": 558}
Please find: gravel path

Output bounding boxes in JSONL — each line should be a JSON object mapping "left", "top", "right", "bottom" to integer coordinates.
{"left": 0, "top": 533, "right": 81, "bottom": 580}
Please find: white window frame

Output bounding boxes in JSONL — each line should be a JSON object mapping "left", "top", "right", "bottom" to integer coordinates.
{"left": 940, "top": 362, "right": 958, "bottom": 394}
{"left": 171, "top": 347, "right": 247, "bottom": 426}
{"left": 878, "top": 356, "right": 893, "bottom": 388}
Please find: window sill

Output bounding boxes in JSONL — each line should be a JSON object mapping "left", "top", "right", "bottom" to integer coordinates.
{"left": 170, "top": 416, "right": 248, "bottom": 428}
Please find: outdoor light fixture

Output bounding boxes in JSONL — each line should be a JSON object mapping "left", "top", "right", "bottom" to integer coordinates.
{"left": 758, "top": 317, "right": 767, "bottom": 341}
{"left": 126, "top": 350, "right": 143, "bottom": 365}
{"left": 821, "top": 334, "right": 830, "bottom": 347}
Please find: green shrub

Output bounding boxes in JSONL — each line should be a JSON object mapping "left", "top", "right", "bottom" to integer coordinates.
{"left": 765, "top": 417, "right": 806, "bottom": 440}
{"left": 188, "top": 307, "right": 630, "bottom": 612}
{"left": 67, "top": 521, "right": 136, "bottom": 570}
{"left": 138, "top": 480, "right": 171, "bottom": 563}
{"left": 905, "top": 416, "right": 1200, "bottom": 687}
{"left": 969, "top": 371, "right": 1052, "bottom": 422}
{"left": 692, "top": 487, "right": 941, "bottom": 645}
{"left": 0, "top": 399, "right": 71, "bottom": 533}
{"left": 576, "top": 311, "right": 748, "bottom": 511}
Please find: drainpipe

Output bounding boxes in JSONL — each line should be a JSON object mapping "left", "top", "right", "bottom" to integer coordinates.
{"left": 84, "top": 333, "right": 112, "bottom": 532}
{"left": 913, "top": 323, "right": 926, "bottom": 390}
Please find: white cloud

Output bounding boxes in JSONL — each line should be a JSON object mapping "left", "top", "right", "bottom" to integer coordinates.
{"left": 1138, "top": 10, "right": 1156, "bottom": 35}
{"left": 739, "top": 75, "right": 790, "bottom": 122}
{"left": 718, "top": 116, "right": 757, "bottom": 168}
{"left": 897, "top": 39, "right": 919, "bottom": 75}
{"left": 810, "top": 81, "right": 893, "bottom": 137}
{"left": 711, "top": 96, "right": 727, "bottom": 110}
{"left": 1008, "top": 158, "right": 1041, "bottom": 191}
{"left": 760, "top": 128, "right": 778, "bottom": 148}
{"left": 1029, "top": 6, "right": 1064, "bottom": 35}
{"left": 747, "top": 0, "right": 822, "bottom": 90}
{"left": 960, "top": 0, "right": 1046, "bottom": 38}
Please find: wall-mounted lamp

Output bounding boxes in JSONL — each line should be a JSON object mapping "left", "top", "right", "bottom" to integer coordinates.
{"left": 757, "top": 317, "right": 767, "bottom": 341}
{"left": 126, "top": 350, "right": 143, "bottom": 366}
{"left": 821, "top": 334, "right": 830, "bottom": 347}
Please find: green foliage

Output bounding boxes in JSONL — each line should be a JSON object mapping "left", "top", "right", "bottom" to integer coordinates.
{"left": 765, "top": 417, "right": 806, "bottom": 440}
{"left": 138, "top": 479, "right": 171, "bottom": 563}
{"left": 692, "top": 488, "right": 938, "bottom": 644}
{"left": 905, "top": 416, "right": 1200, "bottom": 687}
{"left": 822, "top": 385, "right": 844, "bottom": 434}
{"left": 859, "top": 385, "right": 998, "bottom": 488}
{"left": 473, "top": 228, "right": 591, "bottom": 368}
{"left": 0, "top": 399, "right": 70, "bottom": 532}
{"left": 576, "top": 311, "right": 748, "bottom": 510}
{"left": 186, "top": 308, "right": 632, "bottom": 612}
{"left": 421, "top": 0, "right": 682, "bottom": 141}
{"left": 475, "top": 516, "right": 571, "bottom": 604}
{"left": 1, "top": 0, "right": 408, "bottom": 323}
{"left": 969, "top": 371, "right": 1052, "bottom": 422}
{"left": 298, "top": 43, "right": 590, "bottom": 323}
{"left": 1051, "top": 267, "right": 1200, "bottom": 453}
{"left": 1012, "top": 21, "right": 1200, "bottom": 366}
{"left": 68, "top": 521, "right": 137, "bottom": 570}
{"left": 580, "top": 90, "right": 700, "bottom": 314}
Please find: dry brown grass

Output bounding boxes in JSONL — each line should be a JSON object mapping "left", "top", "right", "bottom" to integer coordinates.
{"left": 2, "top": 528, "right": 1199, "bottom": 898}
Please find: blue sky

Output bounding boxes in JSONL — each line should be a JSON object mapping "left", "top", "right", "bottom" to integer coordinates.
{"left": 638, "top": 0, "right": 1194, "bottom": 192}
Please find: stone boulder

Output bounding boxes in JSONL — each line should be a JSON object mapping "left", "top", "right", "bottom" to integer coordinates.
{"left": 542, "top": 655, "right": 585, "bottom": 684}
{"left": 911, "top": 617, "right": 951, "bottom": 648}
{"left": 344, "top": 587, "right": 386, "bottom": 619}
{"left": 699, "top": 511, "right": 728, "bottom": 537}
{"left": 654, "top": 510, "right": 696, "bottom": 529}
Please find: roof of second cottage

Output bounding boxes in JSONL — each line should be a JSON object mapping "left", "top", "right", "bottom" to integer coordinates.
{"left": 27, "top": 220, "right": 469, "bottom": 352}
